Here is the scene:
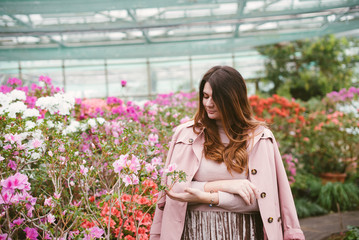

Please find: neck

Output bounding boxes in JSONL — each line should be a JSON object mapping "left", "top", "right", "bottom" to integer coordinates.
{"left": 216, "top": 120, "right": 223, "bottom": 128}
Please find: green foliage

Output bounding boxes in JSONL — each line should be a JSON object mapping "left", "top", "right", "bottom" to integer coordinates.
{"left": 317, "top": 182, "right": 359, "bottom": 212}
{"left": 345, "top": 226, "right": 359, "bottom": 240}
{"left": 291, "top": 173, "right": 322, "bottom": 199}
{"left": 294, "top": 198, "right": 328, "bottom": 218}
{"left": 257, "top": 35, "right": 359, "bottom": 100}
{"left": 291, "top": 173, "right": 328, "bottom": 218}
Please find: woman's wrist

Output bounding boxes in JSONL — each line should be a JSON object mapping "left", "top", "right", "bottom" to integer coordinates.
{"left": 205, "top": 191, "right": 219, "bottom": 205}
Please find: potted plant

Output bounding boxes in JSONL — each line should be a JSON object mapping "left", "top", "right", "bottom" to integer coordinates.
{"left": 298, "top": 91, "right": 359, "bottom": 183}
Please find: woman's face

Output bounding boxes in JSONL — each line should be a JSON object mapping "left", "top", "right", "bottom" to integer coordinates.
{"left": 202, "top": 82, "right": 221, "bottom": 120}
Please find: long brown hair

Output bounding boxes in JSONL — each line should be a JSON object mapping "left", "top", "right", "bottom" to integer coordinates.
{"left": 193, "top": 66, "right": 265, "bottom": 173}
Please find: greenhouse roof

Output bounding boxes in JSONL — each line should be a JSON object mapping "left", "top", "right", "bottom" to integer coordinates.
{"left": 1, "top": 0, "right": 359, "bottom": 61}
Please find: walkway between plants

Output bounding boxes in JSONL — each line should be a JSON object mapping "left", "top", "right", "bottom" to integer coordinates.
{"left": 299, "top": 211, "right": 359, "bottom": 240}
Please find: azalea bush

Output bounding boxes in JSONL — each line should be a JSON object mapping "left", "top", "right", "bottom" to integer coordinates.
{"left": 249, "top": 94, "right": 306, "bottom": 155}
{"left": 297, "top": 87, "right": 359, "bottom": 175}
{"left": 0, "top": 77, "right": 188, "bottom": 240}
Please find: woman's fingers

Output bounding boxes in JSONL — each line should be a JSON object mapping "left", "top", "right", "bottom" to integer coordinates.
{"left": 165, "top": 188, "right": 202, "bottom": 203}
{"left": 235, "top": 180, "right": 259, "bottom": 205}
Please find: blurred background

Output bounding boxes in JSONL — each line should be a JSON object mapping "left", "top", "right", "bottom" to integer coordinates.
{"left": 0, "top": 0, "right": 358, "bottom": 100}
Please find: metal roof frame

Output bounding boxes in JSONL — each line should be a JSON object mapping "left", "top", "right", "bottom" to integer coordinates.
{"left": 0, "top": 0, "right": 358, "bottom": 61}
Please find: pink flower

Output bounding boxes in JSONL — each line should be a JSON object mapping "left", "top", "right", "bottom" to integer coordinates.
{"left": 7, "top": 77, "right": 22, "bottom": 86}
{"left": 165, "top": 163, "right": 177, "bottom": 173}
{"left": 32, "top": 139, "right": 43, "bottom": 148}
{"left": 24, "top": 227, "right": 39, "bottom": 240}
{"left": 83, "top": 226, "right": 105, "bottom": 240}
{"left": 0, "top": 234, "right": 9, "bottom": 240}
{"left": 122, "top": 174, "right": 139, "bottom": 186}
{"left": 1, "top": 172, "right": 30, "bottom": 191}
{"left": 80, "top": 165, "right": 88, "bottom": 176}
{"left": 54, "top": 192, "right": 60, "bottom": 199}
{"left": 39, "top": 75, "right": 52, "bottom": 85}
{"left": 151, "top": 157, "right": 162, "bottom": 166}
{"left": 128, "top": 155, "right": 141, "bottom": 173}
{"left": 0, "top": 155, "right": 4, "bottom": 161}
{"left": 4, "top": 134, "right": 22, "bottom": 145}
{"left": 180, "top": 116, "right": 191, "bottom": 124}
{"left": 47, "top": 213, "right": 55, "bottom": 224}
{"left": 89, "top": 226, "right": 105, "bottom": 238}
{"left": 4, "top": 144, "right": 12, "bottom": 150}
{"left": 121, "top": 80, "right": 127, "bottom": 87}
{"left": 11, "top": 217, "right": 24, "bottom": 227}
{"left": 145, "top": 163, "right": 155, "bottom": 173}
{"left": 27, "top": 206, "right": 34, "bottom": 217}
{"left": 58, "top": 145, "right": 65, "bottom": 152}
{"left": 44, "top": 232, "right": 51, "bottom": 239}
{"left": 113, "top": 154, "right": 128, "bottom": 173}
{"left": 44, "top": 197, "right": 54, "bottom": 207}
{"left": 69, "top": 230, "right": 80, "bottom": 239}
{"left": 148, "top": 133, "right": 159, "bottom": 146}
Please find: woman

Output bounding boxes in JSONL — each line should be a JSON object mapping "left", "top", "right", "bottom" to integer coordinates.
{"left": 150, "top": 66, "right": 304, "bottom": 240}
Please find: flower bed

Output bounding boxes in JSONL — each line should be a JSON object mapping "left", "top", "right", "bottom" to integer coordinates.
{"left": 1, "top": 77, "right": 358, "bottom": 239}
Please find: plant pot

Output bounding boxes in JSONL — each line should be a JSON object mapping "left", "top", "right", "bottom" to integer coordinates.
{"left": 320, "top": 172, "right": 347, "bottom": 185}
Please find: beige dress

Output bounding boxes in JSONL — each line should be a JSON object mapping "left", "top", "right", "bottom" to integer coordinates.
{"left": 181, "top": 126, "right": 264, "bottom": 240}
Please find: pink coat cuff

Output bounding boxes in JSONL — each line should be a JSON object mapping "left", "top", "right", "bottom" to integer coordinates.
{"left": 284, "top": 228, "right": 305, "bottom": 240}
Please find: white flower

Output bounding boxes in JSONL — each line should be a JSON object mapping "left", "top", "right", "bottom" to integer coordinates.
{"left": 96, "top": 117, "right": 106, "bottom": 125}
{"left": 23, "top": 108, "right": 40, "bottom": 118}
{"left": 79, "top": 123, "right": 88, "bottom": 131}
{"left": 0, "top": 92, "right": 11, "bottom": 109}
{"left": 47, "top": 120, "right": 55, "bottom": 128}
{"left": 62, "top": 120, "right": 81, "bottom": 135}
{"left": 31, "top": 152, "right": 41, "bottom": 160}
{"left": 8, "top": 89, "right": 26, "bottom": 102}
{"left": 87, "top": 119, "right": 97, "bottom": 128}
{"left": 32, "top": 129, "right": 43, "bottom": 139}
{"left": 25, "top": 121, "right": 36, "bottom": 130}
{"left": 36, "top": 93, "right": 75, "bottom": 116}
{"left": 7, "top": 101, "right": 27, "bottom": 118}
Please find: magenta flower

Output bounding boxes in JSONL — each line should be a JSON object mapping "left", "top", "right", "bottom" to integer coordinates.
{"left": 24, "top": 227, "right": 39, "bottom": 240}
{"left": 39, "top": 75, "right": 52, "bottom": 85}
{"left": 7, "top": 77, "right": 22, "bottom": 86}
{"left": 151, "top": 157, "right": 162, "bottom": 166}
{"left": 0, "top": 234, "right": 9, "bottom": 240}
{"left": 121, "top": 80, "right": 127, "bottom": 87}
{"left": 11, "top": 217, "right": 24, "bottom": 228}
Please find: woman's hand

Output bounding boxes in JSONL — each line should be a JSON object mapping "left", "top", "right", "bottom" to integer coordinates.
{"left": 205, "top": 179, "right": 260, "bottom": 205}
{"left": 165, "top": 188, "right": 218, "bottom": 204}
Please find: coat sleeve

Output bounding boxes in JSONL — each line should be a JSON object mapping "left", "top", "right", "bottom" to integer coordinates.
{"left": 190, "top": 181, "right": 259, "bottom": 212}
{"left": 149, "top": 126, "right": 183, "bottom": 239}
{"left": 272, "top": 136, "right": 305, "bottom": 240}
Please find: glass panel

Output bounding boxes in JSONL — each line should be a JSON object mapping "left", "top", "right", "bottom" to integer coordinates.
{"left": 150, "top": 58, "right": 190, "bottom": 95}
{"left": 107, "top": 61, "right": 147, "bottom": 99}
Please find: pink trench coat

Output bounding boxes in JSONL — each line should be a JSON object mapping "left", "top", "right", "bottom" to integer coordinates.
{"left": 150, "top": 121, "right": 305, "bottom": 240}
